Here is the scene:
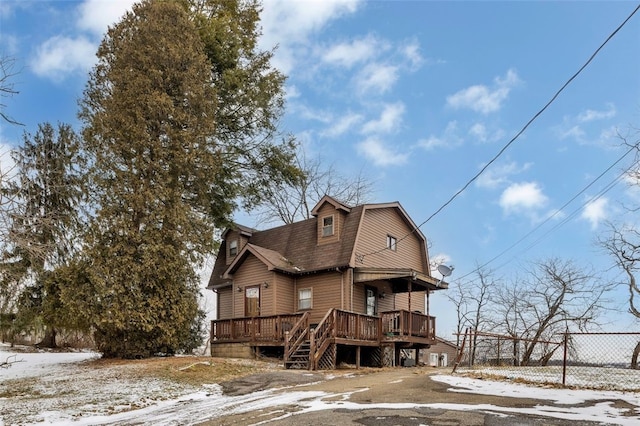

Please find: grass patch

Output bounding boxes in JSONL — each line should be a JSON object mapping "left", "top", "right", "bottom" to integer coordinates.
{"left": 84, "top": 356, "right": 276, "bottom": 387}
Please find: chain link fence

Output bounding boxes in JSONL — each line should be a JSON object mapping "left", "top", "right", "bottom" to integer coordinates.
{"left": 452, "top": 330, "right": 640, "bottom": 391}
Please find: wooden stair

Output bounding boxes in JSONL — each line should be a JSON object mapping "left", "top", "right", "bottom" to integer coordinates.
{"left": 284, "top": 339, "right": 311, "bottom": 369}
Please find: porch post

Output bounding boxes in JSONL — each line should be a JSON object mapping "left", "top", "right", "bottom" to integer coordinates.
{"left": 408, "top": 278, "right": 412, "bottom": 336}
{"left": 426, "top": 289, "right": 430, "bottom": 324}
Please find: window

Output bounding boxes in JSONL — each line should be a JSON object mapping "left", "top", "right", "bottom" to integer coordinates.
{"left": 387, "top": 235, "right": 397, "bottom": 251}
{"left": 229, "top": 239, "right": 238, "bottom": 256}
{"left": 322, "top": 215, "right": 334, "bottom": 237}
{"left": 298, "top": 288, "right": 312, "bottom": 310}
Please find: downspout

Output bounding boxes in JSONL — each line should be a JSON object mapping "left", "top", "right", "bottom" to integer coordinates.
{"left": 350, "top": 268, "right": 354, "bottom": 312}
{"left": 340, "top": 268, "right": 344, "bottom": 310}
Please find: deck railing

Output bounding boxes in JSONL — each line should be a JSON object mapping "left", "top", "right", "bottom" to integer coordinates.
{"left": 380, "top": 310, "right": 435, "bottom": 340}
{"left": 211, "top": 310, "right": 435, "bottom": 344}
{"left": 211, "top": 313, "right": 304, "bottom": 342}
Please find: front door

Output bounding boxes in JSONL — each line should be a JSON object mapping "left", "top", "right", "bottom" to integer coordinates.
{"left": 244, "top": 285, "right": 260, "bottom": 317}
{"left": 365, "top": 286, "right": 377, "bottom": 316}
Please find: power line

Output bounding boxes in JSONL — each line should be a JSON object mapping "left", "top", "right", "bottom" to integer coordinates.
{"left": 456, "top": 140, "right": 640, "bottom": 281}
{"left": 360, "top": 2, "right": 640, "bottom": 261}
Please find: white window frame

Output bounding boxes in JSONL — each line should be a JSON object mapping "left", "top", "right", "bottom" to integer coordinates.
{"left": 229, "top": 239, "right": 238, "bottom": 256}
{"left": 387, "top": 235, "right": 397, "bottom": 251}
{"left": 322, "top": 215, "right": 334, "bottom": 237}
{"left": 298, "top": 288, "right": 312, "bottom": 310}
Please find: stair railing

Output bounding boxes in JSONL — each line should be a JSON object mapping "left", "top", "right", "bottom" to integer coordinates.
{"left": 284, "top": 311, "right": 310, "bottom": 366}
{"left": 310, "top": 308, "right": 336, "bottom": 370}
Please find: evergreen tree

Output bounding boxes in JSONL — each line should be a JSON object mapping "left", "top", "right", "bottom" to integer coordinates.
{"left": 4, "top": 122, "right": 85, "bottom": 347}
{"left": 76, "top": 0, "right": 297, "bottom": 357}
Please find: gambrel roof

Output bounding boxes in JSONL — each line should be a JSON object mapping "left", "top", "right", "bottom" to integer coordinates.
{"left": 208, "top": 196, "right": 434, "bottom": 290}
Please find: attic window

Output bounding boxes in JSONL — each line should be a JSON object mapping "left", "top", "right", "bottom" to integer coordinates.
{"left": 322, "top": 215, "right": 334, "bottom": 237}
{"left": 387, "top": 235, "right": 397, "bottom": 251}
{"left": 229, "top": 239, "right": 238, "bottom": 257}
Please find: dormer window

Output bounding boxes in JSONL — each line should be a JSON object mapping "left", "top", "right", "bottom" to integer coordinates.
{"left": 322, "top": 215, "right": 334, "bottom": 237}
{"left": 229, "top": 239, "right": 238, "bottom": 257}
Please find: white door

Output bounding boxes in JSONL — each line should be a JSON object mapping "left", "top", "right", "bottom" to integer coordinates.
{"left": 440, "top": 353, "right": 448, "bottom": 367}
{"left": 429, "top": 353, "right": 439, "bottom": 367}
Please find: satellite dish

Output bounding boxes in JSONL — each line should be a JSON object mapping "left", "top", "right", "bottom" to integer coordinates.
{"left": 437, "top": 264, "right": 453, "bottom": 278}
{"left": 436, "top": 264, "right": 454, "bottom": 287}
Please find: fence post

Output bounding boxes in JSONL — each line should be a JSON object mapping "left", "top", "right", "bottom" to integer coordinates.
{"left": 562, "top": 328, "right": 569, "bottom": 387}
{"left": 468, "top": 328, "right": 473, "bottom": 368}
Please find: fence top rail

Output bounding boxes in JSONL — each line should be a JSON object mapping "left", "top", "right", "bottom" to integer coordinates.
{"left": 455, "top": 330, "right": 563, "bottom": 345}
{"left": 563, "top": 331, "right": 640, "bottom": 336}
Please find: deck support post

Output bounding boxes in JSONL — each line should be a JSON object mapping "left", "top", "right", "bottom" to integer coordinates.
{"left": 356, "top": 346, "right": 361, "bottom": 369}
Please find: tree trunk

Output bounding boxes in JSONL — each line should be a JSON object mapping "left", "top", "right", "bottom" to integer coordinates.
{"left": 632, "top": 341, "right": 640, "bottom": 369}
{"left": 36, "top": 327, "right": 57, "bottom": 348}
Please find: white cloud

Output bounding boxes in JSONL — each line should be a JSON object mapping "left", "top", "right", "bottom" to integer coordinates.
{"left": 361, "top": 103, "right": 405, "bottom": 134}
{"left": 499, "top": 181, "right": 548, "bottom": 214}
{"left": 577, "top": 103, "right": 616, "bottom": 123}
{"left": 357, "top": 137, "right": 409, "bottom": 166}
{"left": 401, "top": 40, "right": 423, "bottom": 70}
{"left": 77, "top": 0, "right": 137, "bottom": 37}
{"left": 559, "top": 125, "right": 586, "bottom": 141}
{"left": 476, "top": 161, "right": 533, "bottom": 189}
{"left": 28, "top": 0, "right": 136, "bottom": 82}
{"left": 322, "top": 35, "right": 382, "bottom": 68}
{"left": 356, "top": 63, "right": 399, "bottom": 95}
{"left": 581, "top": 197, "right": 608, "bottom": 230}
{"left": 468, "top": 122, "right": 505, "bottom": 144}
{"left": 446, "top": 69, "right": 520, "bottom": 114}
{"left": 322, "top": 112, "right": 363, "bottom": 137}
{"left": 30, "top": 36, "right": 96, "bottom": 82}
{"left": 260, "top": 0, "right": 361, "bottom": 73}
{"left": 417, "top": 121, "right": 463, "bottom": 150}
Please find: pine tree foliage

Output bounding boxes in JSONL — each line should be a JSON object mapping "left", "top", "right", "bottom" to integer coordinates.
{"left": 2, "top": 122, "right": 85, "bottom": 346}
{"left": 77, "top": 0, "right": 218, "bottom": 357}
{"left": 76, "top": 0, "right": 297, "bottom": 357}
{"left": 181, "top": 0, "right": 300, "bottom": 212}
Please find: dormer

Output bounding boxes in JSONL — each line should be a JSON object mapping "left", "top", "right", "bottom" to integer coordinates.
{"left": 311, "top": 195, "right": 351, "bottom": 245}
{"left": 222, "top": 225, "right": 255, "bottom": 265}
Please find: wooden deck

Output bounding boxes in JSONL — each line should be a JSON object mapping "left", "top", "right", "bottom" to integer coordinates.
{"left": 211, "top": 309, "right": 437, "bottom": 369}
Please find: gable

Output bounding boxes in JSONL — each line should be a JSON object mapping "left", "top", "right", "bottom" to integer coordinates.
{"left": 353, "top": 205, "right": 429, "bottom": 273}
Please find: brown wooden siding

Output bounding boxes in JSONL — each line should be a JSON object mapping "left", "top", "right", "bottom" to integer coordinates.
{"left": 232, "top": 254, "right": 271, "bottom": 317}
{"left": 316, "top": 204, "right": 345, "bottom": 246}
{"left": 356, "top": 208, "right": 426, "bottom": 271}
{"left": 273, "top": 273, "right": 295, "bottom": 315}
{"left": 218, "top": 286, "right": 233, "bottom": 319}
{"left": 224, "top": 231, "right": 251, "bottom": 266}
{"left": 296, "top": 272, "right": 343, "bottom": 324}
{"left": 394, "top": 291, "right": 426, "bottom": 313}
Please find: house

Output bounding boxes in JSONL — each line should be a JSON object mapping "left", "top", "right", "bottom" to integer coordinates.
{"left": 207, "top": 196, "right": 449, "bottom": 370}
{"left": 422, "top": 337, "right": 459, "bottom": 367}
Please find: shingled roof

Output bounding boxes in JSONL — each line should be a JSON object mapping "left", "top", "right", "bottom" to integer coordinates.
{"left": 207, "top": 197, "right": 432, "bottom": 290}
{"left": 208, "top": 202, "right": 365, "bottom": 289}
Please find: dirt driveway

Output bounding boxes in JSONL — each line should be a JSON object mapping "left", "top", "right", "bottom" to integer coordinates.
{"left": 200, "top": 367, "right": 626, "bottom": 425}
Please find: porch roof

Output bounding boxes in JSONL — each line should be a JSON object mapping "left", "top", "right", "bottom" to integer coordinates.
{"left": 353, "top": 267, "right": 448, "bottom": 292}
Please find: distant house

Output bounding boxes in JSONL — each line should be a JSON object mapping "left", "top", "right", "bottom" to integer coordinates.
{"left": 422, "top": 337, "right": 459, "bottom": 367}
{"left": 207, "top": 196, "right": 449, "bottom": 370}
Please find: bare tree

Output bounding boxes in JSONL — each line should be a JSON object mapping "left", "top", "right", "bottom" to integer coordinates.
{"left": 0, "top": 55, "right": 23, "bottom": 126}
{"left": 516, "top": 258, "right": 609, "bottom": 366}
{"left": 256, "top": 149, "right": 376, "bottom": 225}
{"left": 597, "top": 129, "right": 640, "bottom": 368}
{"left": 447, "top": 266, "right": 496, "bottom": 363}
{"left": 599, "top": 224, "right": 640, "bottom": 368}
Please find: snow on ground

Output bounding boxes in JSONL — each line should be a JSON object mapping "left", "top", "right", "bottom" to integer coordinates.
{"left": 2, "top": 344, "right": 640, "bottom": 425}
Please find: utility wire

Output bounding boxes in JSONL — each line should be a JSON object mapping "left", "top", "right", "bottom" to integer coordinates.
{"left": 456, "top": 140, "right": 640, "bottom": 281}
{"left": 359, "top": 2, "right": 640, "bottom": 261}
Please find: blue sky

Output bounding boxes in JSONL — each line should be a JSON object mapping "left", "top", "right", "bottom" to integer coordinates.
{"left": 1, "top": 1, "right": 639, "bottom": 336}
